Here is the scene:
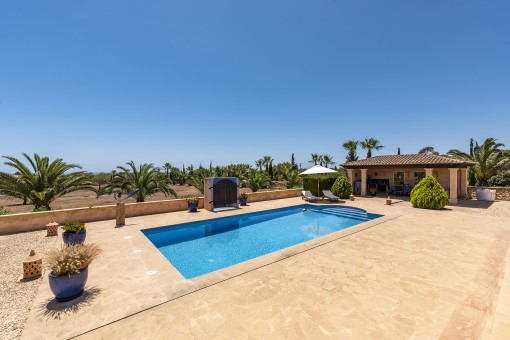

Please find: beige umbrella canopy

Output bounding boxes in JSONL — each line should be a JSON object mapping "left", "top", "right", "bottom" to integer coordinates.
{"left": 299, "top": 165, "right": 338, "bottom": 195}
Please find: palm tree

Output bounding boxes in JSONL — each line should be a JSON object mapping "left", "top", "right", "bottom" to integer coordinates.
{"left": 255, "top": 159, "right": 264, "bottom": 171}
{"left": 418, "top": 146, "right": 439, "bottom": 155}
{"left": 262, "top": 156, "right": 273, "bottom": 173}
{"left": 163, "top": 163, "right": 172, "bottom": 181}
{"left": 309, "top": 153, "right": 321, "bottom": 165}
{"left": 447, "top": 138, "right": 509, "bottom": 186}
{"left": 360, "top": 138, "right": 384, "bottom": 158}
{"left": 322, "top": 155, "right": 335, "bottom": 168}
{"left": 187, "top": 168, "right": 214, "bottom": 194}
{"left": 282, "top": 167, "right": 301, "bottom": 189}
{"left": 342, "top": 140, "right": 359, "bottom": 162}
{"left": 102, "top": 161, "right": 176, "bottom": 202}
{"left": 0, "top": 153, "right": 94, "bottom": 210}
{"left": 244, "top": 169, "right": 271, "bottom": 192}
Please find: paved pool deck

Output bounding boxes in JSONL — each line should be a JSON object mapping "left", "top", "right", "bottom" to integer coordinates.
{"left": 21, "top": 197, "right": 510, "bottom": 339}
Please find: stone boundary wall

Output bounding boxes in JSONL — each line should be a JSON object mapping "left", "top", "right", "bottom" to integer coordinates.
{"left": 247, "top": 189, "right": 302, "bottom": 203}
{"left": 467, "top": 186, "right": 510, "bottom": 201}
{"left": 0, "top": 189, "right": 302, "bottom": 235}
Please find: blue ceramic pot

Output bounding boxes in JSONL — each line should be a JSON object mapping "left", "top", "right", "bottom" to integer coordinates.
{"left": 62, "top": 229, "right": 86, "bottom": 244}
{"left": 48, "top": 267, "right": 88, "bottom": 302}
{"left": 188, "top": 202, "right": 198, "bottom": 212}
{"left": 239, "top": 197, "right": 248, "bottom": 206}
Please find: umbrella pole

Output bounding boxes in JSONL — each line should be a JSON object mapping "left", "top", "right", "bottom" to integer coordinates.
{"left": 317, "top": 175, "right": 320, "bottom": 197}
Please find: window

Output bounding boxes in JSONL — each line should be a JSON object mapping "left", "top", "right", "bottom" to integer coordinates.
{"left": 394, "top": 172, "right": 404, "bottom": 185}
{"left": 414, "top": 171, "right": 426, "bottom": 184}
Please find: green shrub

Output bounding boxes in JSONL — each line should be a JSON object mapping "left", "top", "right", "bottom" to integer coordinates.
{"left": 0, "top": 205, "right": 9, "bottom": 215}
{"left": 303, "top": 174, "right": 339, "bottom": 196}
{"left": 33, "top": 206, "right": 50, "bottom": 212}
{"left": 488, "top": 171, "right": 510, "bottom": 187}
{"left": 410, "top": 176, "right": 449, "bottom": 209}
{"left": 62, "top": 221, "right": 86, "bottom": 233}
{"left": 330, "top": 175, "right": 352, "bottom": 199}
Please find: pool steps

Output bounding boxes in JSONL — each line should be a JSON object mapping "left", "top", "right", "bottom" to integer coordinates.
{"left": 306, "top": 207, "right": 370, "bottom": 221}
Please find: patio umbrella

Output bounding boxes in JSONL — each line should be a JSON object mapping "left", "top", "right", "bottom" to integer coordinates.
{"left": 299, "top": 165, "right": 338, "bottom": 196}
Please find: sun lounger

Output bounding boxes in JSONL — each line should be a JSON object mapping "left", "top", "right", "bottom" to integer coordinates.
{"left": 302, "top": 190, "right": 322, "bottom": 202}
{"left": 322, "top": 190, "right": 339, "bottom": 202}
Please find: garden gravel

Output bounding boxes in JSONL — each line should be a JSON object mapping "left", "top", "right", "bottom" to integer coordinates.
{"left": 450, "top": 199, "right": 510, "bottom": 220}
{"left": 0, "top": 230, "right": 57, "bottom": 339}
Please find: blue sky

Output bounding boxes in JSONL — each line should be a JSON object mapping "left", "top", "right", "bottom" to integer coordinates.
{"left": 1, "top": 0, "right": 509, "bottom": 172}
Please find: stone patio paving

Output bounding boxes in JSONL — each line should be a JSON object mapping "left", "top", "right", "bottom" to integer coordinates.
{"left": 20, "top": 197, "right": 510, "bottom": 339}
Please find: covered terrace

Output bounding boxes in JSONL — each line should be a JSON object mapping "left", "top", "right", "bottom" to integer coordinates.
{"left": 342, "top": 154, "right": 477, "bottom": 204}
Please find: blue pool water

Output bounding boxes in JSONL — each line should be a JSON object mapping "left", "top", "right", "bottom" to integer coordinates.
{"left": 143, "top": 204, "right": 381, "bottom": 279}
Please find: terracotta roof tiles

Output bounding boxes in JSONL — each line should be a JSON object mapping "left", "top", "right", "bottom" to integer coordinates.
{"left": 342, "top": 154, "right": 477, "bottom": 168}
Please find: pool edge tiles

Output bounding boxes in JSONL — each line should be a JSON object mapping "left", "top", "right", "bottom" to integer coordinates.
{"left": 142, "top": 204, "right": 383, "bottom": 280}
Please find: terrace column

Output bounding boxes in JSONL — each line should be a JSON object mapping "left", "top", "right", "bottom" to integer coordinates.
{"left": 347, "top": 169, "right": 355, "bottom": 191}
{"left": 459, "top": 168, "right": 468, "bottom": 198}
{"left": 449, "top": 168, "right": 459, "bottom": 204}
{"left": 425, "top": 168, "right": 434, "bottom": 178}
{"left": 361, "top": 169, "right": 368, "bottom": 196}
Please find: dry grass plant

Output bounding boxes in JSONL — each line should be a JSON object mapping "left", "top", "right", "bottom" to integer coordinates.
{"left": 46, "top": 243, "right": 102, "bottom": 276}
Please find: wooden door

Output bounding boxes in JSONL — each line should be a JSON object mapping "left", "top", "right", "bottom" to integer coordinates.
{"left": 213, "top": 179, "right": 228, "bottom": 207}
{"left": 224, "top": 179, "right": 237, "bottom": 205}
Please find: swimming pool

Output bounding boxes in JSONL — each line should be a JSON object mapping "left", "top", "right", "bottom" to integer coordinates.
{"left": 142, "top": 204, "right": 381, "bottom": 279}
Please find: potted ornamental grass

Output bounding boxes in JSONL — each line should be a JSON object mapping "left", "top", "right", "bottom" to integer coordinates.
{"left": 46, "top": 243, "right": 102, "bottom": 302}
{"left": 239, "top": 192, "right": 248, "bottom": 206}
{"left": 184, "top": 196, "right": 199, "bottom": 212}
{"left": 62, "top": 221, "right": 86, "bottom": 244}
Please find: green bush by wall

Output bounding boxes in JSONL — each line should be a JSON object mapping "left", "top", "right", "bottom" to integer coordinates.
{"left": 488, "top": 171, "right": 510, "bottom": 187}
{"left": 330, "top": 175, "right": 352, "bottom": 199}
{"left": 303, "top": 174, "right": 339, "bottom": 196}
{"left": 410, "top": 176, "right": 449, "bottom": 209}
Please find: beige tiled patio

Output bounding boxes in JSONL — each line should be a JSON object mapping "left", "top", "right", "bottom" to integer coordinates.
{"left": 21, "top": 197, "right": 510, "bottom": 339}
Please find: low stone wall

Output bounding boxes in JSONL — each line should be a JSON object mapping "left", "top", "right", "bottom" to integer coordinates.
{"left": 0, "top": 190, "right": 301, "bottom": 235}
{"left": 467, "top": 186, "right": 510, "bottom": 201}
{"left": 247, "top": 189, "right": 302, "bottom": 203}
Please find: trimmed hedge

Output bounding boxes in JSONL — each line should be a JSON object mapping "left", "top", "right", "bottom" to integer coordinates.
{"left": 410, "top": 176, "right": 449, "bottom": 209}
{"left": 303, "top": 174, "right": 340, "bottom": 196}
{"left": 330, "top": 175, "right": 352, "bottom": 199}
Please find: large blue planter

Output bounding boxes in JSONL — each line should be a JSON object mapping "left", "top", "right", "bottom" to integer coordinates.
{"left": 239, "top": 197, "right": 248, "bottom": 206}
{"left": 48, "top": 267, "right": 88, "bottom": 302}
{"left": 62, "top": 229, "right": 86, "bottom": 244}
{"left": 188, "top": 202, "right": 198, "bottom": 212}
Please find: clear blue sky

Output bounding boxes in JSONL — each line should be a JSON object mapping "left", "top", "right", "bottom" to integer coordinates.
{"left": 1, "top": 0, "right": 509, "bottom": 172}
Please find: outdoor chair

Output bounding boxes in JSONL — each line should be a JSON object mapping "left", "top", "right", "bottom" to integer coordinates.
{"left": 403, "top": 185, "right": 413, "bottom": 196}
{"left": 302, "top": 190, "right": 322, "bottom": 202}
{"left": 322, "top": 190, "right": 340, "bottom": 202}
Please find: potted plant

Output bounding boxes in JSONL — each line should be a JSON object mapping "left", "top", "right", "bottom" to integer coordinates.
{"left": 62, "top": 221, "right": 86, "bottom": 244}
{"left": 46, "top": 243, "right": 102, "bottom": 302}
{"left": 184, "top": 196, "right": 198, "bottom": 212}
{"left": 369, "top": 188, "right": 377, "bottom": 196}
{"left": 239, "top": 192, "right": 248, "bottom": 206}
